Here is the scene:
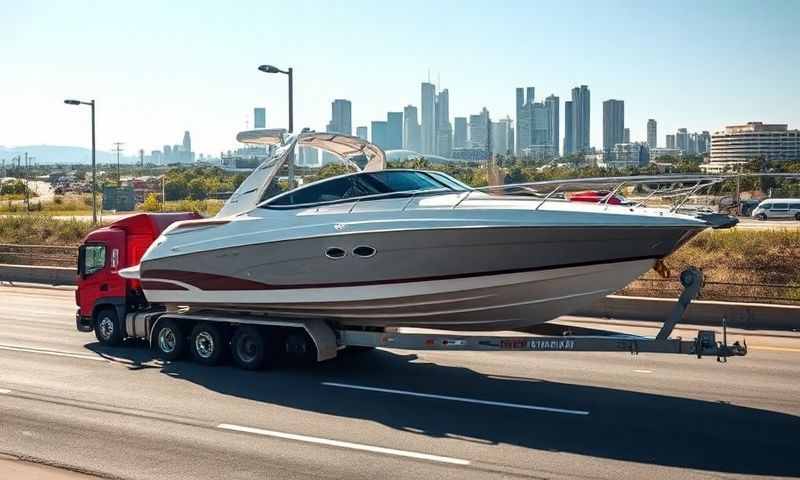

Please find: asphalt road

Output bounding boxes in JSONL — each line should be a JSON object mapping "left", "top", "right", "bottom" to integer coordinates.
{"left": 1, "top": 285, "right": 799, "bottom": 479}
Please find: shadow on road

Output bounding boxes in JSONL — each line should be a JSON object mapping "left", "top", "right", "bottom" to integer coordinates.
{"left": 86, "top": 342, "right": 800, "bottom": 477}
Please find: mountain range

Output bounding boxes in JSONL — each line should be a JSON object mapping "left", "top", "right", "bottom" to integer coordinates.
{"left": 0, "top": 145, "right": 139, "bottom": 165}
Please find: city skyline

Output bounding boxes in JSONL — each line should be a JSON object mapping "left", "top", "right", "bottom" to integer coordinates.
{"left": 2, "top": 1, "right": 798, "bottom": 157}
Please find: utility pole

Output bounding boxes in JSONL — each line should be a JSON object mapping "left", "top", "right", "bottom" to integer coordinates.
{"left": 24, "top": 152, "right": 30, "bottom": 212}
{"left": 139, "top": 149, "right": 144, "bottom": 168}
{"left": 112, "top": 142, "right": 125, "bottom": 186}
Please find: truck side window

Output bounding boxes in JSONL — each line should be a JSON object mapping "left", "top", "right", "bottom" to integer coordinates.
{"left": 83, "top": 245, "right": 106, "bottom": 275}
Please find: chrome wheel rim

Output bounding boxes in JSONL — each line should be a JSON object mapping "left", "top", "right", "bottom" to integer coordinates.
{"left": 158, "top": 328, "right": 177, "bottom": 353}
{"left": 98, "top": 317, "right": 114, "bottom": 340}
{"left": 195, "top": 331, "right": 215, "bottom": 358}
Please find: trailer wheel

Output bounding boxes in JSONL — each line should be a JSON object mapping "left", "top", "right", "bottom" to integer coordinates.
{"left": 231, "top": 326, "right": 268, "bottom": 370}
{"left": 94, "top": 308, "right": 124, "bottom": 346}
{"left": 189, "top": 323, "right": 225, "bottom": 366}
{"left": 153, "top": 319, "right": 186, "bottom": 361}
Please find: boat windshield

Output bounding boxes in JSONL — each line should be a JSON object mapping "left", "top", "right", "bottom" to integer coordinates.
{"left": 264, "top": 170, "right": 467, "bottom": 208}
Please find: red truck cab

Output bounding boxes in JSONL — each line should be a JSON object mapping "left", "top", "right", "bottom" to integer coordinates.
{"left": 76, "top": 212, "right": 201, "bottom": 343}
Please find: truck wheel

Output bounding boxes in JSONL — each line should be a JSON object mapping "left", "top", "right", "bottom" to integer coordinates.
{"left": 189, "top": 323, "right": 225, "bottom": 366}
{"left": 231, "top": 326, "right": 268, "bottom": 370}
{"left": 94, "top": 308, "right": 124, "bottom": 346}
{"left": 154, "top": 319, "right": 186, "bottom": 361}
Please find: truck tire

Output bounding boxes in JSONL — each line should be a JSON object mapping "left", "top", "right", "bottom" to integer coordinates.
{"left": 94, "top": 308, "right": 124, "bottom": 346}
{"left": 189, "top": 322, "right": 225, "bottom": 366}
{"left": 153, "top": 319, "right": 186, "bottom": 361}
{"left": 231, "top": 326, "right": 268, "bottom": 370}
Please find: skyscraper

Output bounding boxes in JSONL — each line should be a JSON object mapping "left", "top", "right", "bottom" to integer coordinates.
{"left": 326, "top": 99, "right": 352, "bottom": 135}
{"left": 254, "top": 108, "right": 266, "bottom": 129}
{"left": 386, "top": 112, "right": 403, "bottom": 150}
{"left": 571, "top": 85, "right": 591, "bottom": 153}
{"left": 647, "top": 119, "right": 657, "bottom": 148}
{"left": 182, "top": 131, "right": 191, "bottom": 154}
{"left": 545, "top": 95, "right": 560, "bottom": 156}
{"left": 453, "top": 117, "right": 468, "bottom": 149}
{"left": 515, "top": 87, "right": 534, "bottom": 155}
{"left": 491, "top": 116, "right": 514, "bottom": 155}
{"left": 402, "top": 105, "right": 421, "bottom": 152}
{"left": 623, "top": 128, "right": 630, "bottom": 144}
{"left": 356, "top": 126, "right": 368, "bottom": 140}
{"left": 676, "top": 128, "right": 689, "bottom": 153}
{"left": 469, "top": 107, "right": 490, "bottom": 149}
{"left": 435, "top": 89, "right": 452, "bottom": 157}
{"left": 532, "top": 103, "right": 550, "bottom": 148}
{"left": 420, "top": 82, "right": 436, "bottom": 154}
{"left": 563, "top": 100, "right": 573, "bottom": 155}
{"left": 602, "top": 99, "right": 625, "bottom": 152}
{"left": 666, "top": 134, "right": 676, "bottom": 149}
{"left": 371, "top": 121, "right": 387, "bottom": 149}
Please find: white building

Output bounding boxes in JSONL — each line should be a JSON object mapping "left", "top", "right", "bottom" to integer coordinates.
{"left": 710, "top": 122, "right": 800, "bottom": 163}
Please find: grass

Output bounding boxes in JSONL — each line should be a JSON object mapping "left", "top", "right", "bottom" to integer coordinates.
{"left": 0, "top": 194, "right": 92, "bottom": 214}
{"left": 622, "top": 229, "right": 800, "bottom": 304}
{"left": 0, "top": 215, "right": 98, "bottom": 246}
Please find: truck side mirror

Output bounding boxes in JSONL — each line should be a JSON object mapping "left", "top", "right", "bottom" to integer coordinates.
{"left": 77, "top": 246, "right": 86, "bottom": 277}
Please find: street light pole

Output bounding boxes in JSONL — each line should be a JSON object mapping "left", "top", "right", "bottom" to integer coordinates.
{"left": 65, "top": 99, "right": 97, "bottom": 224}
{"left": 258, "top": 64, "right": 294, "bottom": 188}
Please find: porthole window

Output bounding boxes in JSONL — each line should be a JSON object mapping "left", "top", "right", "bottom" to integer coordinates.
{"left": 353, "top": 246, "right": 376, "bottom": 258}
{"left": 325, "top": 247, "right": 346, "bottom": 259}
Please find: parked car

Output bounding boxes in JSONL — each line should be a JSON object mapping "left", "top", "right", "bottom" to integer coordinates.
{"left": 751, "top": 198, "right": 800, "bottom": 220}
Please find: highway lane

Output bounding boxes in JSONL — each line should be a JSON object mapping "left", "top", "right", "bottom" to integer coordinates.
{"left": 1, "top": 285, "right": 799, "bottom": 479}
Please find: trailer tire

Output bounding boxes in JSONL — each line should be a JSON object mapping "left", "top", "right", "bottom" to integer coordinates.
{"left": 189, "top": 323, "right": 225, "bottom": 366}
{"left": 153, "top": 319, "right": 186, "bottom": 361}
{"left": 94, "top": 308, "right": 124, "bottom": 346}
{"left": 231, "top": 326, "right": 268, "bottom": 370}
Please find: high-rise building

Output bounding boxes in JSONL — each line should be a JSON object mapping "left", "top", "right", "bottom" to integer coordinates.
{"left": 515, "top": 87, "right": 534, "bottom": 155}
{"left": 326, "top": 99, "right": 352, "bottom": 135}
{"left": 298, "top": 147, "right": 319, "bottom": 167}
{"left": 402, "top": 105, "right": 421, "bottom": 152}
{"left": 647, "top": 119, "right": 657, "bottom": 148}
{"left": 182, "top": 131, "right": 192, "bottom": 155}
{"left": 676, "top": 128, "right": 689, "bottom": 153}
{"left": 491, "top": 116, "right": 514, "bottom": 155}
{"left": 434, "top": 89, "right": 452, "bottom": 157}
{"left": 710, "top": 122, "right": 800, "bottom": 164}
{"left": 666, "top": 134, "right": 676, "bottom": 149}
{"left": 469, "top": 108, "right": 490, "bottom": 149}
{"left": 532, "top": 103, "right": 550, "bottom": 148}
{"left": 453, "top": 117, "right": 468, "bottom": 149}
{"left": 386, "top": 112, "right": 403, "bottom": 150}
{"left": 545, "top": 95, "right": 560, "bottom": 157}
{"left": 623, "top": 128, "right": 630, "bottom": 144}
{"left": 371, "top": 121, "right": 388, "bottom": 149}
{"left": 356, "top": 126, "right": 368, "bottom": 140}
{"left": 602, "top": 99, "right": 624, "bottom": 153}
{"left": 563, "top": 100, "right": 573, "bottom": 155}
{"left": 420, "top": 82, "right": 436, "bottom": 154}
{"left": 254, "top": 108, "right": 266, "bottom": 129}
{"left": 571, "top": 85, "right": 590, "bottom": 153}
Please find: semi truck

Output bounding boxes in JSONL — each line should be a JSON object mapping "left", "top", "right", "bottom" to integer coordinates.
{"left": 75, "top": 213, "right": 746, "bottom": 370}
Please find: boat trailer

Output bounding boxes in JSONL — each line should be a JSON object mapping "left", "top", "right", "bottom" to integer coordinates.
{"left": 337, "top": 267, "right": 747, "bottom": 362}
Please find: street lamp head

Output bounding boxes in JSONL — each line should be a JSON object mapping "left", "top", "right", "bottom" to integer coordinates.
{"left": 64, "top": 99, "right": 81, "bottom": 105}
{"left": 258, "top": 64, "right": 281, "bottom": 74}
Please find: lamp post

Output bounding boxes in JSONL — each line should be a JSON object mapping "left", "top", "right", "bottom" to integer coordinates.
{"left": 64, "top": 99, "right": 97, "bottom": 224}
{"left": 257, "top": 64, "right": 294, "bottom": 187}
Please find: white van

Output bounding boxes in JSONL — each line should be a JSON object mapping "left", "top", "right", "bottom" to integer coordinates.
{"left": 751, "top": 198, "right": 800, "bottom": 220}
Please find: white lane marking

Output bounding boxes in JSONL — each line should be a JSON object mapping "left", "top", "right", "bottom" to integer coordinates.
{"left": 217, "top": 423, "right": 470, "bottom": 466}
{"left": 0, "top": 389, "right": 11, "bottom": 394}
{"left": 633, "top": 369, "right": 653, "bottom": 374}
{"left": 0, "top": 344, "right": 106, "bottom": 362}
{"left": 322, "top": 382, "right": 590, "bottom": 416}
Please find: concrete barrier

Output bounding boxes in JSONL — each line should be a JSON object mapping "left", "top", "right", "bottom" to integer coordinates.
{"left": 0, "top": 264, "right": 76, "bottom": 286}
{"left": 579, "top": 295, "right": 800, "bottom": 332}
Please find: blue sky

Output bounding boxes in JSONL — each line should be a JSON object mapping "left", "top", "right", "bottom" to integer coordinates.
{"left": 1, "top": 0, "right": 798, "bottom": 157}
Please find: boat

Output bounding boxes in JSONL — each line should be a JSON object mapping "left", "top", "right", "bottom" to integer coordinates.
{"left": 121, "top": 130, "right": 736, "bottom": 331}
